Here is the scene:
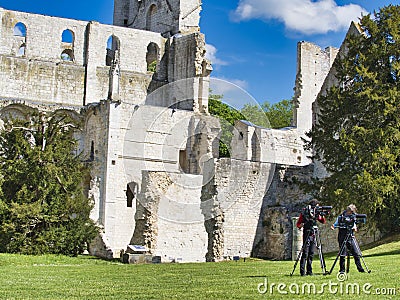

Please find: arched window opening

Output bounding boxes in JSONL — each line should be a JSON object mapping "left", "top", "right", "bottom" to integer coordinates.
{"left": 13, "top": 22, "right": 27, "bottom": 37}
{"left": 146, "top": 42, "right": 159, "bottom": 72}
{"left": 61, "top": 29, "right": 74, "bottom": 62}
{"left": 146, "top": 4, "right": 158, "bottom": 31}
{"left": 106, "top": 35, "right": 120, "bottom": 66}
{"left": 17, "top": 43, "right": 26, "bottom": 57}
{"left": 62, "top": 29, "right": 74, "bottom": 44}
{"left": 61, "top": 49, "right": 74, "bottom": 62}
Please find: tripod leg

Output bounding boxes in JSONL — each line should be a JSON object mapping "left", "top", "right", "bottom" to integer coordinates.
{"left": 352, "top": 236, "right": 371, "bottom": 273}
{"left": 328, "top": 233, "right": 351, "bottom": 275}
{"left": 290, "top": 230, "right": 311, "bottom": 276}
{"left": 346, "top": 255, "right": 350, "bottom": 273}
{"left": 315, "top": 228, "right": 327, "bottom": 274}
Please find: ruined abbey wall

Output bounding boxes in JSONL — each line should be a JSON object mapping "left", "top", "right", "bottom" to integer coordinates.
{"left": 114, "top": 0, "right": 201, "bottom": 35}
{"left": 293, "top": 42, "right": 338, "bottom": 134}
{"left": 0, "top": 2, "right": 380, "bottom": 263}
{"left": 0, "top": 8, "right": 166, "bottom": 108}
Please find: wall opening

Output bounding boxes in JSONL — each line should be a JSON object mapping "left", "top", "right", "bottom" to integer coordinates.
{"left": 13, "top": 23, "right": 27, "bottom": 57}
{"left": 61, "top": 29, "right": 74, "bottom": 62}
{"left": 251, "top": 131, "right": 260, "bottom": 162}
{"left": 146, "top": 42, "right": 159, "bottom": 72}
{"left": 146, "top": 4, "right": 158, "bottom": 31}
{"left": 126, "top": 182, "right": 138, "bottom": 208}
{"left": 61, "top": 49, "right": 74, "bottom": 61}
{"left": 62, "top": 29, "right": 74, "bottom": 44}
{"left": 106, "top": 35, "right": 120, "bottom": 66}
{"left": 179, "top": 150, "right": 189, "bottom": 173}
{"left": 17, "top": 43, "right": 26, "bottom": 57}
{"left": 90, "top": 141, "right": 94, "bottom": 161}
{"left": 13, "top": 22, "right": 27, "bottom": 37}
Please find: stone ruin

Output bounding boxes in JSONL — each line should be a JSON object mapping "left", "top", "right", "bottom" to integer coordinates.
{"left": 0, "top": 1, "right": 379, "bottom": 262}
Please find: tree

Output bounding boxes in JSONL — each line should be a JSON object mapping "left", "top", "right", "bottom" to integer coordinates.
{"left": 240, "top": 100, "right": 293, "bottom": 129}
{"left": 240, "top": 104, "right": 270, "bottom": 128}
{"left": 0, "top": 112, "right": 98, "bottom": 255}
{"left": 262, "top": 99, "right": 293, "bottom": 129}
{"left": 307, "top": 5, "right": 400, "bottom": 232}
{"left": 208, "top": 93, "right": 246, "bottom": 157}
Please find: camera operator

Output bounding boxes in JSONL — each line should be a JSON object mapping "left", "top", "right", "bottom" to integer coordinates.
{"left": 296, "top": 199, "right": 326, "bottom": 276}
{"left": 331, "top": 204, "right": 365, "bottom": 273}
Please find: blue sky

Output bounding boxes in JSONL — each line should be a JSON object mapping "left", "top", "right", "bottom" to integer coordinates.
{"left": 0, "top": 0, "right": 396, "bottom": 106}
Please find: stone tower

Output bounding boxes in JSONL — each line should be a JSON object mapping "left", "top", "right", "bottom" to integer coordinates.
{"left": 113, "top": 0, "right": 202, "bottom": 36}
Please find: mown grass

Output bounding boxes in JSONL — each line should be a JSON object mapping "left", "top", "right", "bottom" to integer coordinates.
{"left": 0, "top": 235, "right": 399, "bottom": 299}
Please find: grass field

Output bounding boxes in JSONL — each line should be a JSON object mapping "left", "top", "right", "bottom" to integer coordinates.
{"left": 0, "top": 235, "right": 399, "bottom": 300}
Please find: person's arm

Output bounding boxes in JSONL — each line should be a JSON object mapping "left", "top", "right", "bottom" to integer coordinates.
{"left": 330, "top": 216, "right": 339, "bottom": 230}
{"left": 296, "top": 214, "right": 304, "bottom": 229}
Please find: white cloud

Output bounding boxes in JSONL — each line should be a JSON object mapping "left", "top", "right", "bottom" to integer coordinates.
{"left": 233, "top": 0, "right": 367, "bottom": 35}
{"left": 205, "top": 44, "right": 228, "bottom": 67}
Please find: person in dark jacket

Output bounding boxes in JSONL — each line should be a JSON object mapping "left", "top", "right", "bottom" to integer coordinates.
{"left": 331, "top": 204, "right": 365, "bottom": 273}
{"left": 296, "top": 199, "right": 326, "bottom": 276}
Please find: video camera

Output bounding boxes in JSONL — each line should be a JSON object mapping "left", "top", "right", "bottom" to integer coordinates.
{"left": 303, "top": 205, "right": 332, "bottom": 221}
{"left": 314, "top": 206, "right": 332, "bottom": 217}
{"left": 339, "top": 213, "right": 367, "bottom": 231}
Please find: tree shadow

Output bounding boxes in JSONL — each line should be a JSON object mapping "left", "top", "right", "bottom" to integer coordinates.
{"left": 362, "top": 249, "right": 400, "bottom": 258}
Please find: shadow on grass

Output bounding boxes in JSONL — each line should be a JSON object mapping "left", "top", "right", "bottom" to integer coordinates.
{"left": 360, "top": 233, "right": 400, "bottom": 250}
{"left": 362, "top": 249, "right": 400, "bottom": 258}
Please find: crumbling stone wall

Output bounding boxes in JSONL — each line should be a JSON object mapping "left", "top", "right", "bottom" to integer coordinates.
{"left": 253, "top": 165, "right": 313, "bottom": 260}
{"left": 0, "top": 3, "right": 214, "bottom": 259}
{"left": 201, "top": 158, "right": 275, "bottom": 261}
{"left": 230, "top": 120, "right": 311, "bottom": 166}
{"left": 0, "top": 8, "right": 165, "bottom": 106}
{"left": 253, "top": 163, "right": 380, "bottom": 260}
{"left": 293, "top": 42, "right": 338, "bottom": 134}
{"left": 131, "top": 171, "right": 207, "bottom": 262}
{"left": 114, "top": 0, "right": 201, "bottom": 36}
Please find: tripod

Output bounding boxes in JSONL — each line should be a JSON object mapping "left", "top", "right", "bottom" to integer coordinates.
{"left": 328, "top": 231, "right": 371, "bottom": 274}
{"left": 290, "top": 226, "right": 328, "bottom": 276}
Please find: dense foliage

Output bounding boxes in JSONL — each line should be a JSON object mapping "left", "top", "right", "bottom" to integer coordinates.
{"left": 0, "top": 113, "right": 98, "bottom": 255}
{"left": 307, "top": 5, "right": 400, "bottom": 232}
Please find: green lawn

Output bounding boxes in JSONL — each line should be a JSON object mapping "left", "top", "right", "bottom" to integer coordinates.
{"left": 0, "top": 235, "right": 399, "bottom": 299}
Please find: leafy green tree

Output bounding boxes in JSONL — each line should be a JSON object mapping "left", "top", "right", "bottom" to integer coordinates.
{"left": 0, "top": 113, "right": 98, "bottom": 255}
{"left": 262, "top": 99, "right": 293, "bottom": 129}
{"left": 240, "top": 104, "right": 270, "bottom": 128}
{"left": 307, "top": 5, "right": 400, "bottom": 232}
{"left": 208, "top": 93, "right": 246, "bottom": 157}
{"left": 240, "top": 100, "right": 293, "bottom": 129}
